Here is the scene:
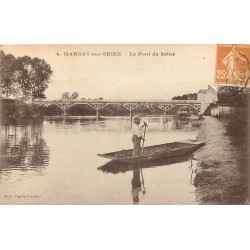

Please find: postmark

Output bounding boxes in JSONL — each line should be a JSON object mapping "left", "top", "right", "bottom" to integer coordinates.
{"left": 215, "top": 44, "right": 250, "bottom": 86}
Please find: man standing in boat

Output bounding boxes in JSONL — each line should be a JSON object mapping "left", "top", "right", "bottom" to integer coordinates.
{"left": 132, "top": 116, "right": 147, "bottom": 157}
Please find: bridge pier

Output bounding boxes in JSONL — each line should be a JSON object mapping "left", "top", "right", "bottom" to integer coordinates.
{"left": 154, "top": 103, "right": 173, "bottom": 120}
{"left": 87, "top": 103, "right": 109, "bottom": 119}
{"left": 96, "top": 109, "right": 100, "bottom": 119}
{"left": 121, "top": 103, "right": 138, "bottom": 117}
{"left": 129, "top": 109, "right": 134, "bottom": 118}
{"left": 63, "top": 108, "right": 67, "bottom": 117}
{"left": 120, "top": 103, "right": 139, "bottom": 129}
{"left": 130, "top": 109, "right": 133, "bottom": 127}
{"left": 163, "top": 110, "right": 166, "bottom": 119}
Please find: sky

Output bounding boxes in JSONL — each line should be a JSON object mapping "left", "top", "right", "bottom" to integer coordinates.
{"left": 2, "top": 44, "right": 217, "bottom": 100}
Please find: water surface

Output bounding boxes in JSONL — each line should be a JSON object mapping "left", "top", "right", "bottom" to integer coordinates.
{"left": 0, "top": 116, "right": 200, "bottom": 204}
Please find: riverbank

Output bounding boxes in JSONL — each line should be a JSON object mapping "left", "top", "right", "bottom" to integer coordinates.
{"left": 0, "top": 99, "right": 44, "bottom": 124}
{"left": 195, "top": 116, "right": 249, "bottom": 204}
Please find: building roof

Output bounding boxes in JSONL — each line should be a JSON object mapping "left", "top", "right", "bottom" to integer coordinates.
{"left": 198, "top": 89, "right": 207, "bottom": 94}
{"left": 198, "top": 85, "right": 217, "bottom": 94}
{"left": 208, "top": 86, "right": 217, "bottom": 94}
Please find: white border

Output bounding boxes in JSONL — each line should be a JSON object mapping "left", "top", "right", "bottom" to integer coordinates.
{"left": 1, "top": 1, "right": 250, "bottom": 44}
{"left": 0, "top": 1, "right": 249, "bottom": 250}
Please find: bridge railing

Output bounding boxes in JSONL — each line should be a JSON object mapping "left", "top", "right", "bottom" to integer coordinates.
{"left": 33, "top": 98, "right": 201, "bottom": 104}
{"left": 33, "top": 98, "right": 105, "bottom": 103}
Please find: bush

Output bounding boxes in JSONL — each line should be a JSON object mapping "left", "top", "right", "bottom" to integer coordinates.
{"left": 0, "top": 99, "right": 43, "bottom": 123}
{"left": 219, "top": 109, "right": 249, "bottom": 136}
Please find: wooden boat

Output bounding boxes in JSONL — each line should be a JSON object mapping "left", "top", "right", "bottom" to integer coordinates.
{"left": 97, "top": 139, "right": 205, "bottom": 163}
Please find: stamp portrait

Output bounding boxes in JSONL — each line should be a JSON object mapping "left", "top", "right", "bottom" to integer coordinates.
{"left": 215, "top": 44, "right": 250, "bottom": 86}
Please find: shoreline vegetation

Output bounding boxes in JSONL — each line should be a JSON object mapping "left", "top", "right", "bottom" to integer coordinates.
{"left": 195, "top": 115, "right": 249, "bottom": 204}
{"left": 194, "top": 101, "right": 249, "bottom": 204}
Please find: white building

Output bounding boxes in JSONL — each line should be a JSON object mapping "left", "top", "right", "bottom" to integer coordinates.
{"left": 197, "top": 85, "right": 218, "bottom": 114}
{"left": 211, "top": 106, "right": 238, "bottom": 117}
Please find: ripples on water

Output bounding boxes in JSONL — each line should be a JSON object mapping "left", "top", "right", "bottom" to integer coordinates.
{"left": 0, "top": 116, "right": 200, "bottom": 204}
{"left": 0, "top": 123, "right": 49, "bottom": 183}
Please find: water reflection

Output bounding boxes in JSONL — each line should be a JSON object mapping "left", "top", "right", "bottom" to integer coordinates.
{"left": 189, "top": 158, "right": 196, "bottom": 186}
{"left": 0, "top": 122, "right": 49, "bottom": 183}
{"left": 45, "top": 116, "right": 105, "bottom": 125}
{"left": 98, "top": 154, "right": 192, "bottom": 173}
{"left": 131, "top": 167, "right": 141, "bottom": 204}
{"left": 131, "top": 164, "right": 147, "bottom": 204}
{"left": 44, "top": 115, "right": 199, "bottom": 133}
{"left": 98, "top": 154, "right": 197, "bottom": 204}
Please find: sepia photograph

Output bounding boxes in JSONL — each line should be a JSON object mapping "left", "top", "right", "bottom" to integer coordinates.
{"left": 0, "top": 44, "right": 249, "bottom": 205}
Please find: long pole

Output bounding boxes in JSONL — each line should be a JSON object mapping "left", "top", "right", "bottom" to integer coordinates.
{"left": 141, "top": 125, "right": 147, "bottom": 154}
{"left": 139, "top": 124, "right": 147, "bottom": 192}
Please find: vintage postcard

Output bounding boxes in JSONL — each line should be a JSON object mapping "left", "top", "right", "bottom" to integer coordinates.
{"left": 0, "top": 44, "right": 249, "bottom": 205}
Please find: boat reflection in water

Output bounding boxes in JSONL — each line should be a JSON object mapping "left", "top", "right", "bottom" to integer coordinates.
{"left": 98, "top": 154, "right": 197, "bottom": 204}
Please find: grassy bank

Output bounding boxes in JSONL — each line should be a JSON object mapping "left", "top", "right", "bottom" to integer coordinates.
{"left": 218, "top": 108, "right": 249, "bottom": 136}
{"left": 195, "top": 116, "right": 249, "bottom": 204}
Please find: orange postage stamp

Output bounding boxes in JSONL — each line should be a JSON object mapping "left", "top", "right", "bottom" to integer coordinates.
{"left": 215, "top": 44, "right": 250, "bottom": 86}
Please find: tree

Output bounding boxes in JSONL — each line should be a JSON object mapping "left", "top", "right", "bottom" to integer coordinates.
{"left": 0, "top": 50, "right": 17, "bottom": 98}
{"left": 14, "top": 56, "right": 53, "bottom": 100}
{"left": 62, "top": 92, "right": 70, "bottom": 99}
{"left": 217, "top": 86, "right": 250, "bottom": 107}
{"left": 9, "top": 82, "right": 23, "bottom": 100}
{"left": 71, "top": 91, "right": 79, "bottom": 99}
{"left": 172, "top": 93, "right": 197, "bottom": 100}
{"left": 0, "top": 50, "right": 53, "bottom": 100}
{"left": 188, "top": 93, "right": 197, "bottom": 100}
{"left": 172, "top": 95, "right": 182, "bottom": 100}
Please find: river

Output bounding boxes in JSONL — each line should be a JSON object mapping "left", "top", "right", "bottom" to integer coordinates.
{"left": 1, "top": 116, "right": 247, "bottom": 204}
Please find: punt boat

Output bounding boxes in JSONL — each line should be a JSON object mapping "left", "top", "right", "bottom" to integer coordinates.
{"left": 97, "top": 139, "right": 205, "bottom": 163}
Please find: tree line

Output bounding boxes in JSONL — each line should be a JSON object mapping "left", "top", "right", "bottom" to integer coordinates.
{"left": 172, "top": 93, "right": 197, "bottom": 100}
{"left": 217, "top": 86, "right": 250, "bottom": 107}
{"left": 0, "top": 50, "right": 53, "bottom": 100}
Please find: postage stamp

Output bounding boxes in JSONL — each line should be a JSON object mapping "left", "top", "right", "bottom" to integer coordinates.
{"left": 215, "top": 44, "right": 250, "bottom": 86}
